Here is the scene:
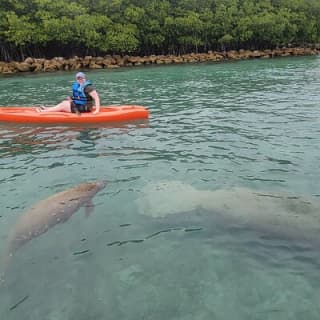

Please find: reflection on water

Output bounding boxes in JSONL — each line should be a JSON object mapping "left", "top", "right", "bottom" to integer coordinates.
{"left": 1, "top": 57, "right": 320, "bottom": 319}
{"left": 0, "top": 121, "right": 149, "bottom": 158}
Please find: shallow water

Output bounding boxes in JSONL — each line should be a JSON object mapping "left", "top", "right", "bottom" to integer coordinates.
{"left": 1, "top": 57, "right": 320, "bottom": 319}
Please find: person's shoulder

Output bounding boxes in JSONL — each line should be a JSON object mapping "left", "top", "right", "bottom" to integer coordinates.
{"left": 84, "top": 83, "right": 95, "bottom": 92}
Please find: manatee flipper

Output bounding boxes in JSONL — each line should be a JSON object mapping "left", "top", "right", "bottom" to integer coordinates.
{"left": 84, "top": 200, "right": 94, "bottom": 218}
{"left": 0, "top": 253, "right": 12, "bottom": 285}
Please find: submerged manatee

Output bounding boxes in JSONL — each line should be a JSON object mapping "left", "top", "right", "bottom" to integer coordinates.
{"left": 4, "top": 180, "right": 106, "bottom": 259}
{"left": 136, "top": 181, "right": 320, "bottom": 245}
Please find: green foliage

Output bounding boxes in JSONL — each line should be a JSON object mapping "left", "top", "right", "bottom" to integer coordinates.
{"left": 105, "top": 23, "right": 139, "bottom": 53}
{"left": 175, "top": 12, "right": 204, "bottom": 52}
{"left": 0, "top": 0, "right": 320, "bottom": 60}
{"left": 5, "top": 12, "right": 35, "bottom": 45}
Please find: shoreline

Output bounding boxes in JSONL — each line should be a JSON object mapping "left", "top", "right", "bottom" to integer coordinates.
{"left": 0, "top": 47, "right": 319, "bottom": 75}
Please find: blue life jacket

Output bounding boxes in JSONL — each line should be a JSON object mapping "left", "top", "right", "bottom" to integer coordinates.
{"left": 71, "top": 80, "right": 92, "bottom": 105}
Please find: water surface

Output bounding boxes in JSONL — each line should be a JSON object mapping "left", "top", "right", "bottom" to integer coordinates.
{"left": 1, "top": 57, "right": 320, "bottom": 319}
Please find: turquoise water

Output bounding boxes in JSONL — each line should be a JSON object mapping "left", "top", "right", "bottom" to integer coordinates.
{"left": 1, "top": 56, "right": 320, "bottom": 319}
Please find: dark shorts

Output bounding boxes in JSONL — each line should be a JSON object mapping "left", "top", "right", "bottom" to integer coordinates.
{"left": 71, "top": 102, "right": 92, "bottom": 113}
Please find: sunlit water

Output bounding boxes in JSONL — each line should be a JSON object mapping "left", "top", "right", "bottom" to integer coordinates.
{"left": 1, "top": 57, "right": 320, "bottom": 319}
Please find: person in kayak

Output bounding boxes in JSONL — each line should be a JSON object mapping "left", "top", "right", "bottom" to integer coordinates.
{"left": 36, "top": 72, "right": 100, "bottom": 114}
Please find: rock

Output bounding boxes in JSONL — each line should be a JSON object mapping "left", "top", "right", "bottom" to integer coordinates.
{"left": 0, "top": 47, "right": 320, "bottom": 74}
{"left": 14, "top": 62, "right": 32, "bottom": 72}
{"left": 89, "top": 61, "right": 102, "bottom": 69}
{"left": 24, "top": 57, "right": 34, "bottom": 64}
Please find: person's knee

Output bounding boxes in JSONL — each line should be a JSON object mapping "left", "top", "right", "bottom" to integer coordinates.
{"left": 63, "top": 100, "right": 71, "bottom": 108}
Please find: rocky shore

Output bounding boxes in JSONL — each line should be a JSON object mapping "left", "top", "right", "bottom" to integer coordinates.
{"left": 0, "top": 47, "right": 319, "bottom": 74}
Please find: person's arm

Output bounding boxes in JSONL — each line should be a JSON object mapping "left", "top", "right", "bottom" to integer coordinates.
{"left": 89, "top": 90, "right": 100, "bottom": 114}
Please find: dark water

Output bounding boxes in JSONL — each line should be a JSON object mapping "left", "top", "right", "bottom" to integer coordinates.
{"left": 0, "top": 57, "right": 320, "bottom": 319}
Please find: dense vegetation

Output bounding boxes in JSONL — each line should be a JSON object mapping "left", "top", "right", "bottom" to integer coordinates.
{"left": 0, "top": 0, "right": 319, "bottom": 61}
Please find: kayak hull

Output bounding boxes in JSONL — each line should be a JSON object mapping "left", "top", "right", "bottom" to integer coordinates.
{"left": 0, "top": 106, "right": 149, "bottom": 124}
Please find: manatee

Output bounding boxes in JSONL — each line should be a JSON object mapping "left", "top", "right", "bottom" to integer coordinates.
{"left": 136, "top": 181, "right": 320, "bottom": 246}
{"left": 2, "top": 180, "right": 106, "bottom": 268}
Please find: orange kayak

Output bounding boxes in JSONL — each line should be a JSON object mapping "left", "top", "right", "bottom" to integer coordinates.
{"left": 0, "top": 106, "right": 149, "bottom": 124}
